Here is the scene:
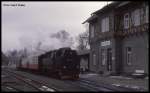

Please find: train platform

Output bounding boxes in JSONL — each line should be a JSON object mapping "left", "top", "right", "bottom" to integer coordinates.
{"left": 79, "top": 72, "right": 149, "bottom": 91}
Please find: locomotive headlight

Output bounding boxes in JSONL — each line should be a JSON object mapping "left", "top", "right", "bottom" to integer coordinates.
{"left": 63, "top": 66, "right": 66, "bottom": 69}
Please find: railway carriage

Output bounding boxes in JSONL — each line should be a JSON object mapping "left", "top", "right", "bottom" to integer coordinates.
{"left": 28, "top": 56, "right": 39, "bottom": 71}
{"left": 20, "top": 58, "right": 28, "bottom": 69}
{"left": 18, "top": 55, "right": 39, "bottom": 72}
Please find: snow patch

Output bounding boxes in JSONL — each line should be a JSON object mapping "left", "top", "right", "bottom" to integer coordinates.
{"left": 109, "top": 76, "right": 133, "bottom": 79}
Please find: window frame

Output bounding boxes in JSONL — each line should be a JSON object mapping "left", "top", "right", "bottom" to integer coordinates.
{"left": 101, "top": 49, "right": 106, "bottom": 66}
{"left": 134, "top": 9, "right": 141, "bottom": 26}
{"left": 146, "top": 6, "right": 149, "bottom": 23}
{"left": 90, "top": 24, "right": 95, "bottom": 38}
{"left": 140, "top": 8, "right": 145, "bottom": 25}
{"left": 93, "top": 54, "right": 96, "bottom": 66}
{"left": 101, "top": 17, "right": 109, "bottom": 32}
{"left": 126, "top": 47, "right": 132, "bottom": 66}
{"left": 124, "top": 13, "right": 129, "bottom": 29}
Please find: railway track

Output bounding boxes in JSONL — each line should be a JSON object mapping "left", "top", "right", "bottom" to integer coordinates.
{"left": 2, "top": 68, "right": 139, "bottom": 92}
{"left": 78, "top": 78, "right": 139, "bottom": 92}
{"left": 66, "top": 79, "right": 114, "bottom": 92}
{"left": 2, "top": 69, "right": 57, "bottom": 92}
{"left": 3, "top": 68, "right": 114, "bottom": 92}
{"left": 65, "top": 78, "right": 139, "bottom": 92}
{"left": 77, "top": 79, "right": 114, "bottom": 91}
{"left": 5, "top": 69, "right": 85, "bottom": 92}
{"left": 2, "top": 71, "right": 37, "bottom": 92}
{"left": 2, "top": 85, "right": 23, "bottom": 92}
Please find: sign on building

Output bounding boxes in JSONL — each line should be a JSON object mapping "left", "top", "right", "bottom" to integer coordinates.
{"left": 101, "top": 40, "right": 111, "bottom": 46}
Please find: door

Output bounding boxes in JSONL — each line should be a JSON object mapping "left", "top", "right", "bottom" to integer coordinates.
{"left": 107, "top": 48, "right": 112, "bottom": 71}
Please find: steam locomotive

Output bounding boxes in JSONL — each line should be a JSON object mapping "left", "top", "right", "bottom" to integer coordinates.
{"left": 17, "top": 47, "right": 80, "bottom": 80}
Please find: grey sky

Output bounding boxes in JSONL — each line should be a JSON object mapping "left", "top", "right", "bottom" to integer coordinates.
{"left": 2, "top": 1, "right": 110, "bottom": 53}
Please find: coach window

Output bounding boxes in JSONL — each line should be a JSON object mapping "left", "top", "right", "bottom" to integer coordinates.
{"left": 50, "top": 53, "right": 52, "bottom": 58}
{"left": 126, "top": 47, "right": 132, "bottom": 65}
{"left": 61, "top": 50, "right": 65, "bottom": 56}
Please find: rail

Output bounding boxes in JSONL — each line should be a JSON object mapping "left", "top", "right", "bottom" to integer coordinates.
{"left": 78, "top": 78, "right": 140, "bottom": 92}
{"left": 3, "top": 69, "right": 57, "bottom": 92}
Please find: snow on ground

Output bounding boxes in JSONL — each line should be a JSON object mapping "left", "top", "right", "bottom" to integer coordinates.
{"left": 112, "top": 83, "right": 146, "bottom": 91}
{"left": 79, "top": 73, "right": 99, "bottom": 78}
{"left": 109, "top": 76, "right": 133, "bottom": 80}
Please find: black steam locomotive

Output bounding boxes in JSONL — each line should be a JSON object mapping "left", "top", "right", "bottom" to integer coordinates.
{"left": 17, "top": 47, "right": 80, "bottom": 80}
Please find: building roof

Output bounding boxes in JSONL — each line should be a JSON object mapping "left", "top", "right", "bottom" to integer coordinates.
{"left": 116, "top": 1, "right": 130, "bottom": 8}
{"left": 82, "top": 1, "right": 121, "bottom": 24}
{"left": 82, "top": 14, "right": 98, "bottom": 24}
{"left": 92, "top": 2, "right": 120, "bottom": 14}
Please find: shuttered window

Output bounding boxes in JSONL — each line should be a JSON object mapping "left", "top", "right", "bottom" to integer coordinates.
{"left": 140, "top": 8, "right": 145, "bottom": 25}
{"left": 131, "top": 9, "right": 141, "bottom": 26}
{"left": 91, "top": 25, "right": 95, "bottom": 38}
{"left": 134, "top": 9, "right": 140, "bottom": 26}
{"left": 146, "top": 6, "right": 149, "bottom": 23}
{"left": 101, "top": 17, "right": 109, "bottom": 32}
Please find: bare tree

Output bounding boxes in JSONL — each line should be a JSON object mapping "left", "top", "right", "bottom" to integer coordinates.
{"left": 77, "top": 23, "right": 90, "bottom": 51}
{"left": 77, "top": 31, "right": 89, "bottom": 50}
{"left": 2, "top": 52, "right": 9, "bottom": 66}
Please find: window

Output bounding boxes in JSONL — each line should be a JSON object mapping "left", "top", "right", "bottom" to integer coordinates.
{"left": 105, "top": 17, "right": 109, "bottom": 31}
{"left": 131, "top": 9, "right": 141, "bottom": 26}
{"left": 140, "top": 8, "right": 145, "bottom": 24}
{"left": 124, "top": 13, "right": 129, "bottom": 29}
{"left": 101, "top": 49, "right": 106, "bottom": 66}
{"left": 146, "top": 6, "right": 149, "bottom": 23}
{"left": 101, "top": 17, "right": 109, "bottom": 32}
{"left": 93, "top": 54, "right": 96, "bottom": 65}
{"left": 91, "top": 25, "right": 95, "bottom": 38}
{"left": 126, "top": 47, "right": 132, "bottom": 65}
{"left": 134, "top": 9, "right": 140, "bottom": 26}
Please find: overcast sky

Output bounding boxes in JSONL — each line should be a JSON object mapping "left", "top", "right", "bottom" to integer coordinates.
{"left": 2, "top": 1, "right": 110, "bottom": 53}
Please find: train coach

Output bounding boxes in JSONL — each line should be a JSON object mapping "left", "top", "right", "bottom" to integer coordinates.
{"left": 17, "top": 55, "right": 39, "bottom": 73}
{"left": 17, "top": 47, "right": 80, "bottom": 80}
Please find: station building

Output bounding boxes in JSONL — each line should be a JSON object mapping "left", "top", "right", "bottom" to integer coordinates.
{"left": 83, "top": 2, "right": 149, "bottom": 75}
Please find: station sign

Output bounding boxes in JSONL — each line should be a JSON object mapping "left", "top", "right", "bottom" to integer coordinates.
{"left": 101, "top": 40, "right": 111, "bottom": 46}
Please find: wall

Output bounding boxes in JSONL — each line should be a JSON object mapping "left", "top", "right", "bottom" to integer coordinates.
{"left": 122, "top": 32, "right": 148, "bottom": 74}
{"left": 90, "top": 38, "right": 117, "bottom": 73}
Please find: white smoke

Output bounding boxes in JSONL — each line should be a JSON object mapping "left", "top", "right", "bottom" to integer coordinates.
{"left": 19, "top": 29, "right": 74, "bottom": 55}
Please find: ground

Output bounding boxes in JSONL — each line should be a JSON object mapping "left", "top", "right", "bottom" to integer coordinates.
{"left": 80, "top": 72, "right": 149, "bottom": 91}
{"left": 2, "top": 66, "right": 148, "bottom": 92}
